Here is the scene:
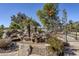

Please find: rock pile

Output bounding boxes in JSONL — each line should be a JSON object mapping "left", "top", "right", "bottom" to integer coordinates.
{"left": 0, "top": 28, "right": 49, "bottom": 54}
{"left": 2, "top": 29, "right": 48, "bottom": 43}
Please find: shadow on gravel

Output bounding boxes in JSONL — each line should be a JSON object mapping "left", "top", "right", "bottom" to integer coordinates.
{"left": 63, "top": 42, "right": 76, "bottom": 56}
{"left": 0, "top": 42, "right": 19, "bottom": 53}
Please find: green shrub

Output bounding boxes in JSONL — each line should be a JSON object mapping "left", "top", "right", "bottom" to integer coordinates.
{"left": 9, "top": 22, "right": 22, "bottom": 29}
{"left": 0, "top": 29, "right": 4, "bottom": 39}
{"left": 0, "top": 25, "right": 4, "bottom": 39}
{"left": 47, "top": 36, "right": 64, "bottom": 55}
{"left": 38, "top": 28, "right": 43, "bottom": 33}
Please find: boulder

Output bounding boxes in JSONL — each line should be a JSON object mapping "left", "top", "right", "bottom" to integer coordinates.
{"left": 2, "top": 30, "right": 8, "bottom": 39}
{"left": 17, "top": 43, "right": 32, "bottom": 56}
{"left": 0, "top": 38, "right": 12, "bottom": 48}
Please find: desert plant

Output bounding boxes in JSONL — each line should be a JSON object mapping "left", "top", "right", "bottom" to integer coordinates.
{"left": 0, "top": 30, "right": 3, "bottom": 39}
{"left": 38, "top": 28, "right": 44, "bottom": 33}
{"left": 62, "top": 9, "right": 68, "bottom": 42}
{"left": 9, "top": 21, "right": 22, "bottom": 29}
{"left": 37, "top": 3, "right": 59, "bottom": 32}
{"left": 0, "top": 25, "right": 4, "bottom": 39}
{"left": 47, "top": 36, "right": 64, "bottom": 55}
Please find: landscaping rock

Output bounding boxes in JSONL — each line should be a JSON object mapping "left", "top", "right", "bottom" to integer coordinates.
{"left": 0, "top": 38, "right": 12, "bottom": 48}
{"left": 17, "top": 43, "right": 32, "bottom": 56}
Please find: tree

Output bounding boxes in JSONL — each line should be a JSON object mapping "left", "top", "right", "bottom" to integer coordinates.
{"left": 62, "top": 9, "right": 68, "bottom": 42}
{"left": 0, "top": 25, "right": 4, "bottom": 29}
{"left": 30, "top": 19, "right": 40, "bottom": 32}
{"left": 11, "top": 12, "right": 29, "bottom": 29}
{"left": 10, "top": 12, "right": 40, "bottom": 40}
{"left": 0, "top": 25, "right": 4, "bottom": 39}
{"left": 66, "top": 21, "right": 79, "bottom": 40}
{"left": 77, "top": 23, "right": 79, "bottom": 32}
{"left": 10, "top": 12, "right": 40, "bottom": 29}
{"left": 11, "top": 12, "right": 27, "bottom": 23}
{"left": 69, "top": 20, "right": 73, "bottom": 32}
{"left": 9, "top": 21, "right": 21, "bottom": 29}
{"left": 75, "top": 23, "right": 79, "bottom": 40}
{"left": 27, "top": 18, "right": 40, "bottom": 38}
{"left": 48, "top": 36, "right": 64, "bottom": 55}
{"left": 37, "top": 3, "right": 59, "bottom": 32}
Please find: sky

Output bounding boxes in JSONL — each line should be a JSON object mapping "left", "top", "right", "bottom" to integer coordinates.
{"left": 0, "top": 3, "right": 79, "bottom": 27}
{"left": 59, "top": 3, "right": 79, "bottom": 22}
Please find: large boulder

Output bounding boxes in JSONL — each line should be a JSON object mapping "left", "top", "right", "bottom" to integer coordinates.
{"left": 9, "top": 29, "right": 23, "bottom": 42}
{"left": 2, "top": 30, "right": 9, "bottom": 39}
{"left": 17, "top": 43, "right": 32, "bottom": 56}
{"left": 0, "top": 38, "right": 12, "bottom": 48}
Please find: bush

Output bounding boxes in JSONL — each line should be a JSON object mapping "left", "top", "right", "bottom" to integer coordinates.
{"left": 38, "top": 28, "right": 44, "bottom": 33}
{"left": 9, "top": 22, "right": 22, "bottom": 29}
{"left": 0, "top": 29, "right": 4, "bottom": 39}
{"left": 47, "top": 36, "right": 64, "bottom": 55}
{"left": 0, "top": 25, "right": 4, "bottom": 39}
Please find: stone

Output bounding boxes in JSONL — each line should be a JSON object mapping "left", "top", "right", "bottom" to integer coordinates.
{"left": 31, "top": 43, "right": 51, "bottom": 56}
{"left": 17, "top": 43, "right": 32, "bottom": 56}
{"left": 0, "top": 37, "right": 12, "bottom": 48}
{"left": 2, "top": 30, "right": 8, "bottom": 39}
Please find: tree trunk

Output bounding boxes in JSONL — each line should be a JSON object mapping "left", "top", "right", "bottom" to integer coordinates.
{"left": 35, "top": 26, "right": 37, "bottom": 32}
{"left": 65, "top": 26, "right": 68, "bottom": 43}
{"left": 27, "top": 24, "right": 30, "bottom": 39}
{"left": 76, "top": 29, "right": 77, "bottom": 40}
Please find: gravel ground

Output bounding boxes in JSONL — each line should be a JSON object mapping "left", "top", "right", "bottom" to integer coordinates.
{"left": 0, "top": 51, "right": 18, "bottom": 56}
{"left": 0, "top": 42, "right": 50, "bottom": 56}
{"left": 58, "top": 34, "right": 79, "bottom": 56}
